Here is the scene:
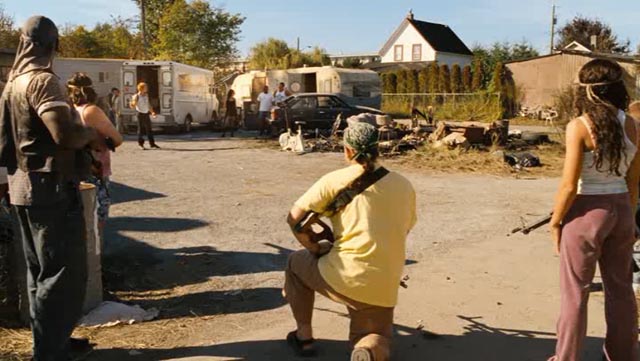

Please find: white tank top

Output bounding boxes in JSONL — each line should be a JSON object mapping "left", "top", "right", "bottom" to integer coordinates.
{"left": 577, "top": 110, "right": 637, "bottom": 195}
{"left": 274, "top": 90, "right": 288, "bottom": 103}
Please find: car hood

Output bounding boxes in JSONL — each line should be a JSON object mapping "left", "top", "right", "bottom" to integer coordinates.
{"left": 354, "top": 105, "right": 384, "bottom": 114}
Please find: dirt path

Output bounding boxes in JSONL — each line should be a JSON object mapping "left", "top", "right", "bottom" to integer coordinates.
{"left": 5, "top": 131, "right": 612, "bottom": 361}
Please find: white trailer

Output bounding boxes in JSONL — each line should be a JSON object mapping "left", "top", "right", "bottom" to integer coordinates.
{"left": 120, "top": 61, "right": 219, "bottom": 132}
{"left": 52, "top": 57, "right": 124, "bottom": 110}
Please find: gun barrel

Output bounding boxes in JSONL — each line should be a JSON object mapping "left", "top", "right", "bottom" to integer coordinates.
{"left": 511, "top": 213, "right": 553, "bottom": 235}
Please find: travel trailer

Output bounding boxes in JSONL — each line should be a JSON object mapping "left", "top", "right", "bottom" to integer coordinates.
{"left": 120, "top": 61, "right": 219, "bottom": 132}
{"left": 52, "top": 57, "right": 124, "bottom": 108}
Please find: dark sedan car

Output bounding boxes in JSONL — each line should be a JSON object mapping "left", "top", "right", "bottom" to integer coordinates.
{"left": 269, "top": 93, "right": 384, "bottom": 132}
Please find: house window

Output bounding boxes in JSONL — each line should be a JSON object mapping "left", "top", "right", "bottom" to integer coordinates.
{"left": 394, "top": 45, "right": 403, "bottom": 62}
{"left": 412, "top": 44, "right": 422, "bottom": 61}
{"left": 98, "top": 72, "right": 105, "bottom": 83}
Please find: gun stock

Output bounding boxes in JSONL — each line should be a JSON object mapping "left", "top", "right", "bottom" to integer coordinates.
{"left": 510, "top": 212, "right": 553, "bottom": 235}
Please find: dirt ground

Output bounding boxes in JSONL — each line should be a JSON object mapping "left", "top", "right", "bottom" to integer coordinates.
{"left": 0, "top": 130, "right": 615, "bottom": 361}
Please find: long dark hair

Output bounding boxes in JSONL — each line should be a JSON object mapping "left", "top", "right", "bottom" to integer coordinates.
{"left": 227, "top": 89, "right": 235, "bottom": 101}
{"left": 67, "top": 73, "right": 98, "bottom": 105}
{"left": 574, "top": 59, "right": 630, "bottom": 175}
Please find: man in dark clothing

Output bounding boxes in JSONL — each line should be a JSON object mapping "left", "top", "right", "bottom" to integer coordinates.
{"left": 0, "top": 16, "right": 98, "bottom": 361}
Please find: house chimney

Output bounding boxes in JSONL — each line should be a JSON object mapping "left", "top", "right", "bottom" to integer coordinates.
{"left": 407, "top": 9, "right": 414, "bottom": 20}
{"left": 590, "top": 35, "right": 598, "bottom": 50}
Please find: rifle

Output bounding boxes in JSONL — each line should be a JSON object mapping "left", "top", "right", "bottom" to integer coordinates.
{"left": 510, "top": 212, "right": 553, "bottom": 235}
{"left": 294, "top": 212, "right": 335, "bottom": 256}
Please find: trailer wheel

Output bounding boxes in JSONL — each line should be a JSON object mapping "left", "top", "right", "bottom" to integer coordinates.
{"left": 183, "top": 115, "right": 193, "bottom": 133}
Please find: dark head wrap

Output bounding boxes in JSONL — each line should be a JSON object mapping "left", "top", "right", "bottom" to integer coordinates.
{"left": 343, "top": 122, "right": 379, "bottom": 160}
{"left": 9, "top": 16, "right": 59, "bottom": 81}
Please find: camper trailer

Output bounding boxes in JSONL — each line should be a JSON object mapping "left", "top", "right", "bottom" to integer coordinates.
{"left": 231, "top": 66, "right": 381, "bottom": 128}
{"left": 120, "top": 61, "right": 219, "bottom": 132}
{"left": 52, "top": 58, "right": 124, "bottom": 108}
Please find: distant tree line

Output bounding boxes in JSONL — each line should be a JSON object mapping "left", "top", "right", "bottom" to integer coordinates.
{"left": 0, "top": 1, "right": 244, "bottom": 69}
{"left": 247, "top": 38, "right": 330, "bottom": 70}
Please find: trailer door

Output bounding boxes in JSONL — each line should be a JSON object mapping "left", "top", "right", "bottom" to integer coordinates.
{"left": 121, "top": 64, "right": 137, "bottom": 121}
{"left": 159, "top": 65, "right": 173, "bottom": 115}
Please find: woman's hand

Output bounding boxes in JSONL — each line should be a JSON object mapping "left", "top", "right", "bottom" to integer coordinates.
{"left": 550, "top": 223, "right": 562, "bottom": 255}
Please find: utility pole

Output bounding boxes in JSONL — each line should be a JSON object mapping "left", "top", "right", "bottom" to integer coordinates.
{"left": 141, "top": 0, "right": 147, "bottom": 59}
{"left": 549, "top": 2, "right": 557, "bottom": 54}
{"left": 296, "top": 37, "right": 300, "bottom": 52}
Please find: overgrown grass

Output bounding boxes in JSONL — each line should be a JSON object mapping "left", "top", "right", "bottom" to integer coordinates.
{"left": 382, "top": 93, "right": 503, "bottom": 123}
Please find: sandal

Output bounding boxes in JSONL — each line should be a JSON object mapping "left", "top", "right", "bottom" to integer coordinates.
{"left": 286, "top": 330, "right": 317, "bottom": 357}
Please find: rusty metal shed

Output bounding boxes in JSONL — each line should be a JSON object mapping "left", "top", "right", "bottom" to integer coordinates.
{"left": 506, "top": 50, "right": 640, "bottom": 108}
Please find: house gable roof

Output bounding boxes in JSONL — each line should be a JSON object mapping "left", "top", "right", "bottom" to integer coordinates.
{"left": 564, "top": 41, "right": 591, "bottom": 53}
{"left": 379, "top": 18, "right": 473, "bottom": 57}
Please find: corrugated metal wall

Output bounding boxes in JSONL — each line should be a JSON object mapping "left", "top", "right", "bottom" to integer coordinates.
{"left": 507, "top": 53, "right": 639, "bottom": 108}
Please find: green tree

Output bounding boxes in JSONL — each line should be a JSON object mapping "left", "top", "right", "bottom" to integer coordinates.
{"left": 154, "top": 0, "right": 244, "bottom": 68}
{"left": 439, "top": 64, "right": 451, "bottom": 93}
{"left": 248, "top": 39, "right": 329, "bottom": 70}
{"left": 489, "top": 62, "right": 504, "bottom": 93}
{"left": 471, "top": 58, "right": 483, "bottom": 92}
{"left": 462, "top": 65, "right": 472, "bottom": 92}
{"left": 418, "top": 68, "right": 429, "bottom": 93}
{"left": 427, "top": 62, "right": 439, "bottom": 93}
{"left": 58, "top": 25, "right": 101, "bottom": 58}
{"left": 341, "top": 57, "right": 362, "bottom": 68}
{"left": 396, "top": 70, "right": 407, "bottom": 93}
{"left": 557, "top": 16, "right": 630, "bottom": 54}
{"left": 450, "top": 64, "right": 462, "bottom": 93}
{"left": 385, "top": 72, "right": 397, "bottom": 93}
{"left": 471, "top": 40, "right": 538, "bottom": 88}
{"left": 91, "top": 17, "right": 143, "bottom": 59}
{"left": 0, "top": 4, "right": 19, "bottom": 50}
{"left": 131, "top": 0, "right": 175, "bottom": 54}
{"left": 405, "top": 70, "right": 418, "bottom": 93}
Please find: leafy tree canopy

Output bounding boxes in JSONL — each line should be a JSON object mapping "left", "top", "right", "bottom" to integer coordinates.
{"left": 556, "top": 16, "right": 630, "bottom": 54}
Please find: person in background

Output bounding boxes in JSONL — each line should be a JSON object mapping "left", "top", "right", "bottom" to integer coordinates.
{"left": 108, "top": 87, "right": 121, "bottom": 129}
{"left": 548, "top": 59, "right": 640, "bottom": 361}
{"left": 257, "top": 85, "right": 273, "bottom": 136}
{"left": 67, "top": 73, "right": 123, "bottom": 237}
{"left": 274, "top": 82, "right": 292, "bottom": 105}
{"left": 221, "top": 89, "right": 238, "bottom": 138}
{"left": 0, "top": 15, "right": 100, "bottom": 360}
{"left": 284, "top": 122, "right": 417, "bottom": 361}
{"left": 130, "top": 82, "right": 159, "bottom": 150}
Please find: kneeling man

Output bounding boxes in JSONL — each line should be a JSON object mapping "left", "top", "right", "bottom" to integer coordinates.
{"left": 285, "top": 122, "right": 417, "bottom": 361}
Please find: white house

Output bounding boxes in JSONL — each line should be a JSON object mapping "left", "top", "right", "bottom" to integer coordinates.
{"left": 377, "top": 11, "right": 473, "bottom": 69}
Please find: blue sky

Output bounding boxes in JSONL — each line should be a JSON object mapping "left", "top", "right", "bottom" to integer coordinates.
{"left": 4, "top": 0, "right": 640, "bottom": 57}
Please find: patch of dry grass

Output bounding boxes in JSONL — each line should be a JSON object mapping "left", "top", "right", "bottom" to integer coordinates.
{"left": 393, "top": 142, "right": 565, "bottom": 178}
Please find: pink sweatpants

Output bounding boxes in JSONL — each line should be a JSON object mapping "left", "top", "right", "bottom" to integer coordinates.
{"left": 551, "top": 193, "right": 639, "bottom": 361}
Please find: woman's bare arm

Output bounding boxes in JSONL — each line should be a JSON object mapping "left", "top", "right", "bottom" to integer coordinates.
{"left": 550, "top": 119, "right": 585, "bottom": 227}
{"left": 83, "top": 105, "right": 124, "bottom": 147}
{"left": 625, "top": 116, "right": 640, "bottom": 211}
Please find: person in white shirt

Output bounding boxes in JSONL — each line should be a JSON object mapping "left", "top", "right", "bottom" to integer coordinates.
{"left": 274, "top": 82, "right": 291, "bottom": 105}
{"left": 130, "top": 82, "right": 159, "bottom": 149}
{"left": 257, "top": 85, "right": 274, "bottom": 136}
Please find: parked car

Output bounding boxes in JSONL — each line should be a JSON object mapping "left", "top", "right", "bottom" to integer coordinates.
{"left": 270, "top": 93, "right": 384, "bottom": 133}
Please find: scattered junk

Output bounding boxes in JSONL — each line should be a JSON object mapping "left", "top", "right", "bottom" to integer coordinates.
{"left": 504, "top": 152, "right": 541, "bottom": 169}
{"left": 276, "top": 107, "right": 554, "bottom": 171}
{"left": 79, "top": 301, "right": 159, "bottom": 328}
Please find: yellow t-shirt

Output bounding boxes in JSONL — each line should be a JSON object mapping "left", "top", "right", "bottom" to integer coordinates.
{"left": 294, "top": 164, "right": 417, "bottom": 307}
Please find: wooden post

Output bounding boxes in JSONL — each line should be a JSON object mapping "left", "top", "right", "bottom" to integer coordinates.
{"left": 79, "top": 182, "right": 103, "bottom": 313}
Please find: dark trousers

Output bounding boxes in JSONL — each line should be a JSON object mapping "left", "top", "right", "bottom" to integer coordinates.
{"left": 15, "top": 185, "right": 88, "bottom": 361}
{"left": 137, "top": 112, "right": 156, "bottom": 147}
{"left": 258, "top": 111, "right": 270, "bottom": 136}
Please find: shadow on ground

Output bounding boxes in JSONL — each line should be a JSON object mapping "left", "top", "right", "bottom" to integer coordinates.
{"left": 84, "top": 315, "right": 609, "bottom": 361}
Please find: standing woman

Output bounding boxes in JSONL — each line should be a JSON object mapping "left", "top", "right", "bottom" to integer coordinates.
{"left": 549, "top": 59, "right": 640, "bottom": 361}
{"left": 67, "top": 73, "right": 123, "bottom": 236}
{"left": 221, "top": 89, "right": 238, "bottom": 137}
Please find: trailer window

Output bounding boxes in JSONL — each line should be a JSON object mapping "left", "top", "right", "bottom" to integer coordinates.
{"left": 353, "top": 86, "right": 371, "bottom": 98}
{"left": 98, "top": 72, "right": 105, "bottom": 83}
{"left": 178, "top": 74, "right": 205, "bottom": 92}
{"left": 162, "top": 94, "right": 172, "bottom": 109}
{"left": 124, "top": 71, "right": 134, "bottom": 87}
{"left": 162, "top": 72, "right": 172, "bottom": 87}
